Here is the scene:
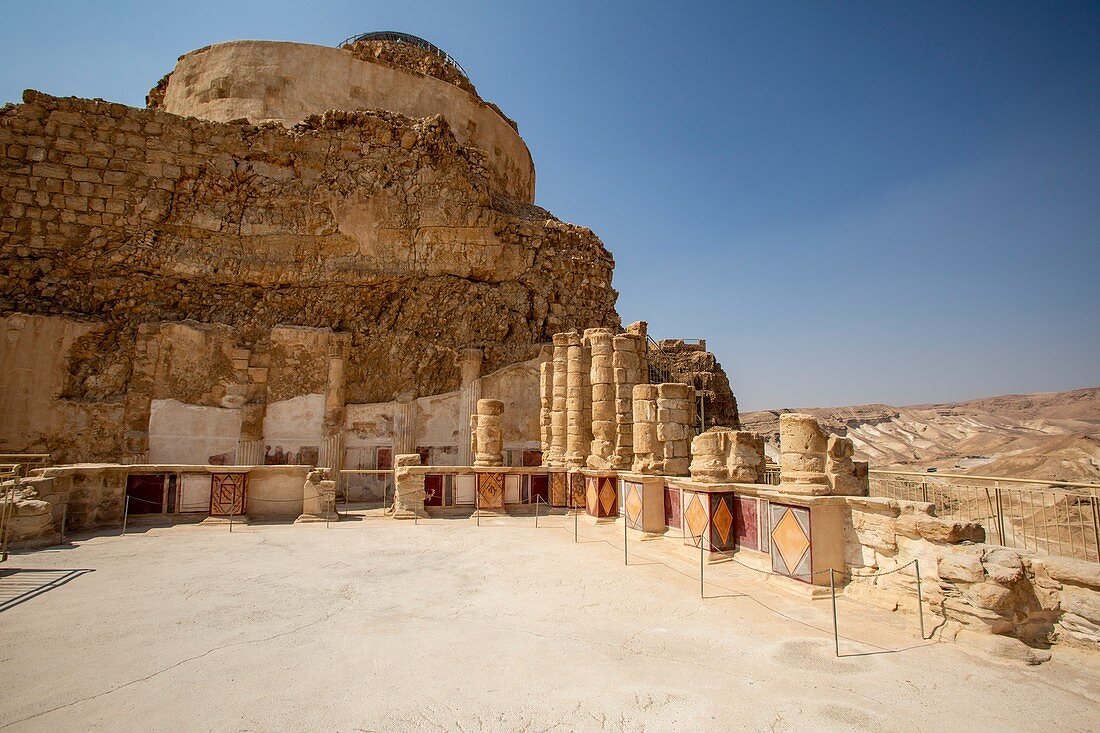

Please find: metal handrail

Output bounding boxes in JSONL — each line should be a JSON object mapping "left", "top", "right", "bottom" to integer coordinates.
{"left": 869, "top": 469, "right": 1100, "bottom": 492}
{"left": 338, "top": 31, "right": 468, "bottom": 77}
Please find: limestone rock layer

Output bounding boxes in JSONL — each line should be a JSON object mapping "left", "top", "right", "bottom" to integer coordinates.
{"left": 0, "top": 92, "right": 619, "bottom": 411}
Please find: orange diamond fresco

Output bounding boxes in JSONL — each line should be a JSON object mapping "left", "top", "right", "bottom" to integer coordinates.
{"left": 712, "top": 499, "right": 733, "bottom": 544}
{"left": 599, "top": 480, "right": 616, "bottom": 515}
{"left": 772, "top": 508, "right": 810, "bottom": 574}
{"left": 684, "top": 493, "right": 707, "bottom": 539}
{"left": 625, "top": 484, "right": 643, "bottom": 523}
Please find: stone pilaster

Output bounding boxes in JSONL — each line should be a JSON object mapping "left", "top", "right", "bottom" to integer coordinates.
{"left": 457, "top": 348, "right": 483, "bottom": 466}
{"left": 539, "top": 361, "right": 553, "bottom": 459}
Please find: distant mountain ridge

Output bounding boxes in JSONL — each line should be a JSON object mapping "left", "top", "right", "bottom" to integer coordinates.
{"left": 741, "top": 387, "right": 1100, "bottom": 482}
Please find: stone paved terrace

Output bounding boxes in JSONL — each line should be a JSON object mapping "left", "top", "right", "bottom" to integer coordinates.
{"left": 1, "top": 514, "right": 1098, "bottom": 731}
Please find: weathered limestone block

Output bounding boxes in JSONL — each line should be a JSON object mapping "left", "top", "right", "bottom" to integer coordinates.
{"left": 472, "top": 398, "right": 504, "bottom": 467}
{"left": 779, "top": 413, "right": 829, "bottom": 491}
{"left": 826, "top": 435, "right": 869, "bottom": 496}
{"left": 689, "top": 428, "right": 766, "bottom": 483}
{"left": 391, "top": 454, "right": 427, "bottom": 519}
{"left": 297, "top": 468, "right": 337, "bottom": 522}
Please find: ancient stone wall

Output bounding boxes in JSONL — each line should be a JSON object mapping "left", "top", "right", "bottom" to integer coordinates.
{"left": 0, "top": 91, "right": 617, "bottom": 461}
{"left": 844, "top": 496, "right": 1100, "bottom": 658}
{"left": 153, "top": 40, "right": 534, "bottom": 201}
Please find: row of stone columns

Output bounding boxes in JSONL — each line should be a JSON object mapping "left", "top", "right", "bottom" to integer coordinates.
{"left": 541, "top": 323, "right": 649, "bottom": 470}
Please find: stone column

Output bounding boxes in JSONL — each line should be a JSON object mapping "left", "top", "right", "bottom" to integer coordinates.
{"left": 657, "top": 383, "right": 695, "bottom": 476}
{"left": 564, "top": 331, "right": 591, "bottom": 468}
{"left": 547, "top": 333, "right": 570, "bottom": 467}
{"left": 586, "top": 328, "right": 615, "bottom": 469}
{"left": 392, "top": 453, "right": 427, "bottom": 519}
{"left": 472, "top": 399, "right": 504, "bottom": 467}
{"left": 778, "top": 413, "right": 830, "bottom": 495}
{"left": 611, "top": 331, "right": 646, "bottom": 469}
{"left": 728, "top": 431, "right": 766, "bottom": 482}
{"left": 457, "top": 348, "right": 483, "bottom": 466}
{"left": 631, "top": 384, "right": 660, "bottom": 474}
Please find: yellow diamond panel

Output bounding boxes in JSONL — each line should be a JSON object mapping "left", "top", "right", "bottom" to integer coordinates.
{"left": 772, "top": 507, "right": 810, "bottom": 575}
{"left": 711, "top": 498, "right": 733, "bottom": 546}
{"left": 684, "top": 493, "right": 708, "bottom": 542}
{"left": 625, "top": 483, "right": 643, "bottom": 525}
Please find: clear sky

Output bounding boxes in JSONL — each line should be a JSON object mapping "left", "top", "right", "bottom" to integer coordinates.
{"left": 2, "top": 1, "right": 1097, "bottom": 411}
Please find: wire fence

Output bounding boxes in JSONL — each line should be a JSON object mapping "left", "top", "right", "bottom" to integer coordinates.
{"left": 869, "top": 470, "right": 1100, "bottom": 563}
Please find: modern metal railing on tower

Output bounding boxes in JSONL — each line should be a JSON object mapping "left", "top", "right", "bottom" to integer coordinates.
{"left": 868, "top": 469, "right": 1100, "bottom": 563}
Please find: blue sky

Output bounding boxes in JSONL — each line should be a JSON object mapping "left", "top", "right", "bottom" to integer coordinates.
{"left": 2, "top": 1, "right": 1097, "bottom": 411}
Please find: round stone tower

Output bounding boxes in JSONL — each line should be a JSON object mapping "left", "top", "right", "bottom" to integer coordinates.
{"left": 151, "top": 33, "right": 535, "bottom": 202}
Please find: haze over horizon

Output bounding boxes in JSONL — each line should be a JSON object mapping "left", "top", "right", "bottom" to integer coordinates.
{"left": 2, "top": 0, "right": 1096, "bottom": 412}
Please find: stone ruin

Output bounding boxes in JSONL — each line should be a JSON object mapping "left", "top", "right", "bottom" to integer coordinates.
{"left": 2, "top": 32, "right": 1097, "bottom": 662}
{"left": 0, "top": 34, "right": 737, "bottom": 482}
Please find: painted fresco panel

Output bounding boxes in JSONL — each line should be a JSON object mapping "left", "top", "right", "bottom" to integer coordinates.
{"left": 769, "top": 503, "right": 812, "bottom": 583}
{"left": 733, "top": 495, "right": 759, "bottom": 551}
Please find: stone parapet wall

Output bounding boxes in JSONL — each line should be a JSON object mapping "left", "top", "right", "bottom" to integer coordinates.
{"left": 844, "top": 495, "right": 1100, "bottom": 658}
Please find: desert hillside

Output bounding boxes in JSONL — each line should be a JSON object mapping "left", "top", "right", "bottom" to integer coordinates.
{"left": 741, "top": 387, "right": 1100, "bottom": 482}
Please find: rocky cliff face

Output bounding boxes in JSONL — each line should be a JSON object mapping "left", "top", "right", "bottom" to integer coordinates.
{"left": 0, "top": 92, "right": 619, "bottom": 406}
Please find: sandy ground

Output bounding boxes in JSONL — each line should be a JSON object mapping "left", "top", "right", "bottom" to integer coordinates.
{"left": 1, "top": 512, "right": 1098, "bottom": 732}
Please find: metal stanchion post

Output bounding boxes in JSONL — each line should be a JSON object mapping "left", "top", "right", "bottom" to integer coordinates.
{"left": 122, "top": 495, "right": 130, "bottom": 536}
{"left": 535, "top": 496, "right": 540, "bottom": 528}
{"left": 1, "top": 481, "right": 16, "bottom": 561}
{"left": 830, "top": 568, "right": 840, "bottom": 657}
{"left": 915, "top": 558, "right": 925, "bottom": 640}
{"left": 699, "top": 532, "right": 705, "bottom": 598}
{"left": 61, "top": 504, "right": 66, "bottom": 544}
{"left": 476, "top": 482, "right": 480, "bottom": 526}
{"left": 623, "top": 510, "right": 628, "bottom": 566}
{"left": 574, "top": 492, "right": 578, "bottom": 543}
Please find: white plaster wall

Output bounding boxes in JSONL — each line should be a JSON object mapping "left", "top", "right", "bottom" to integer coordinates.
{"left": 414, "top": 391, "right": 461, "bottom": 446}
{"left": 263, "top": 393, "right": 324, "bottom": 461}
{"left": 148, "top": 399, "right": 242, "bottom": 464}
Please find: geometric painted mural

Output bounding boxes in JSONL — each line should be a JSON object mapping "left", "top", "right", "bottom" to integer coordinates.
{"left": 476, "top": 472, "right": 505, "bottom": 510}
{"left": 569, "top": 472, "right": 586, "bottom": 509}
{"left": 733, "top": 495, "right": 759, "bottom": 551}
{"left": 624, "top": 482, "right": 643, "bottom": 530}
{"left": 585, "top": 476, "right": 618, "bottom": 519}
{"left": 769, "top": 503, "right": 812, "bottom": 582}
{"left": 209, "top": 472, "right": 247, "bottom": 516}
{"left": 683, "top": 490, "right": 709, "bottom": 549}
{"left": 682, "top": 489, "right": 739, "bottom": 553}
{"left": 664, "top": 486, "right": 682, "bottom": 529}
{"left": 550, "top": 472, "right": 568, "bottom": 507}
